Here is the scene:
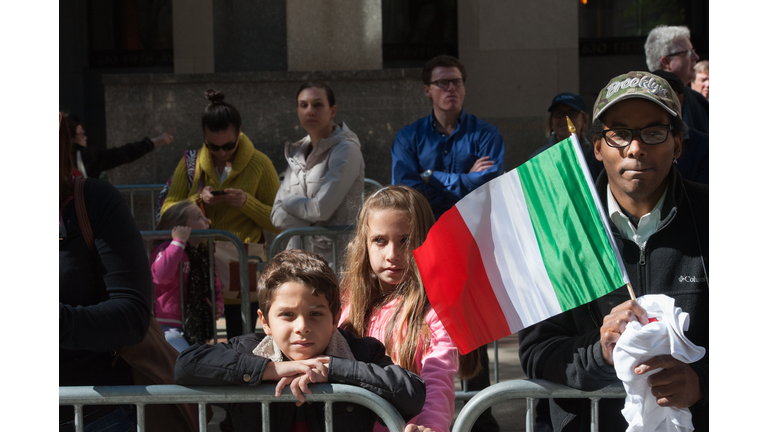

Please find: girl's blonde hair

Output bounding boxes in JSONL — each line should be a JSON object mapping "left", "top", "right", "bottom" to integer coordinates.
{"left": 341, "top": 185, "right": 479, "bottom": 378}
{"left": 157, "top": 199, "right": 197, "bottom": 231}
{"left": 153, "top": 200, "right": 197, "bottom": 250}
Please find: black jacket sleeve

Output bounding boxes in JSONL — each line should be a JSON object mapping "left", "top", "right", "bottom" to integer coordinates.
{"left": 77, "top": 138, "right": 154, "bottom": 178}
{"left": 329, "top": 332, "right": 426, "bottom": 422}
{"left": 59, "top": 179, "right": 152, "bottom": 351}
{"left": 518, "top": 303, "right": 618, "bottom": 391}
{"left": 175, "top": 334, "right": 270, "bottom": 387}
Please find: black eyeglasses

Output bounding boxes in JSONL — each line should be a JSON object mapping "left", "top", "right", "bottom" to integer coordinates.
{"left": 666, "top": 48, "right": 696, "bottom": 58}
{"left": 204, "top": 139, "right": 238, "bottom": 152}
{"left": 601, "top": 125, "right": 671, "bottom": 148}
{"left": 429, "top": 78, "right": 465, "bottom": 90}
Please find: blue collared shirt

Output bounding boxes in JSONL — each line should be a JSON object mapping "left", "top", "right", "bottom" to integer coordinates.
{"left": 391, "top": 109, "right": 505, "bottom": 219}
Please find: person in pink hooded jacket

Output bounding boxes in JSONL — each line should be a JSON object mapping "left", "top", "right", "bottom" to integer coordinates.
{"left": 152, "top": 200, "right": 224, "bottom": 352}
{"left": 339, "top": 186, "right": 481, "bottom": 432}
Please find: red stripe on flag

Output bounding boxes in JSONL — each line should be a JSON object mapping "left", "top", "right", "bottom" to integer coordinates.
{"left": 414, "top": 206, "right": 511, "bottom": 354}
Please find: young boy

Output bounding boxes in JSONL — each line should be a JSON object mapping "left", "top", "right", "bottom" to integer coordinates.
{"left": 175, "top": 249, "right": 426, "bottom": 432}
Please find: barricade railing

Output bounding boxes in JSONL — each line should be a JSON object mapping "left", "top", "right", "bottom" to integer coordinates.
{"left": 363, "top": 178, "right": 385, "bottom": 201}
{"left": 116, "top": 178, "right": 384, "bottom": 230}
{"left": 456, "top": 340, "right": 499, "bottom": 401}
{"left": 452, "top": 379, "right": 626, "bottom": 432}
{"left": 268, "top": 225, "right": 356, "bottom": 271}
{"left": 141, "top": 229, "right": 253, "bottom": 338}
{"left": 115, "top": 184, "right": 165, "bottom": 223}
{"left": 59, "top": 383, "right": 406, "bottom": 432}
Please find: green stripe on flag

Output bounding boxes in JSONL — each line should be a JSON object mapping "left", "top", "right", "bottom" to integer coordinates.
{"left": 517, "top": 138, "right": 625, "bottom": 311}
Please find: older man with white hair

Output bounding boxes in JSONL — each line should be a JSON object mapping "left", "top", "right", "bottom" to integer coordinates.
{"left": 645, "top": 25, "right": 708, "bottom": 134}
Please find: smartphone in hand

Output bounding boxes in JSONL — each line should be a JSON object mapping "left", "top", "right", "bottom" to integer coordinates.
{"left": 211, "top": 190, "right": 227, "bottom": 196}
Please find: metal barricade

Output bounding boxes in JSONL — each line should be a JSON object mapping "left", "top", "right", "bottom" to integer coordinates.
{"left": 363, "top": 178, "right": 385, "bottom": 202}
{"left": 452, "top": 379, "right": 626, "bottom": 432}
{"left": 456, "top": 340, "right": 499, "bottom": 401}
{"left": 115, "top": 184, "right": 165, "bottom": 223}
{"left": 268, "top": 225, "right": 356, "bottom": 271}
{"left": 142, "top": 229, "right": 253, "bottom": 338}
{"left": 59, "top": 383, "right": 407, "bottom": 432}
{"left": 115, "top": 179, "right": 384, "bottom": 229}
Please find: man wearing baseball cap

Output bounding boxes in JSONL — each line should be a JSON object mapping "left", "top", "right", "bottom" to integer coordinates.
{"left": 530, "top": 92, "right": 603, "bottom": 181}
{"left": 518, "top": 72, "right": 709, "bottom": 432}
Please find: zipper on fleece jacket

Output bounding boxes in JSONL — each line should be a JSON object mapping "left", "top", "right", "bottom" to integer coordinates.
{"left": 613, "top": 207, "right": 676, "bottom": 294}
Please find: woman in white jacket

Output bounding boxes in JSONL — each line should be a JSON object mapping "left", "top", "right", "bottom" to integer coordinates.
{"left": 271, "top": 82, "right": 365, "bottom": 267}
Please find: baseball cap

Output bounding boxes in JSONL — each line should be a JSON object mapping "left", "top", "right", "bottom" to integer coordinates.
{"left": 592, "top": 71, "right": 681, "bottom": 121}
{"left": 548, "top": 92, "right": 586, "bottom": 113}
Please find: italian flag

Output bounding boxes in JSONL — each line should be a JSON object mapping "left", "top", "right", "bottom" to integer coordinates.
{"left": 413, "top": 136, "right": 629, "bottom": 355}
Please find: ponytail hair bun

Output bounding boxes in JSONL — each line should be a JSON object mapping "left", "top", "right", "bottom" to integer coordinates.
{"left": 202, "top": 89, "right": 242, "bottom": 133}
{"left": 205, "top": 89, "right": 226, "bottom": 105}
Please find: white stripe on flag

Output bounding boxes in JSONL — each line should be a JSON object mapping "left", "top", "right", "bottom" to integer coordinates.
{"left": 457, "top": 171, "right": 563, "bottom": 328}
{"left": 570, "top": 135, "right": 630, "bottom": 285}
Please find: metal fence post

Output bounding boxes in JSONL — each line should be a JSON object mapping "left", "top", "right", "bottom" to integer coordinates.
{"left": 60, "top": 384, "right": 406, "bottom": 431}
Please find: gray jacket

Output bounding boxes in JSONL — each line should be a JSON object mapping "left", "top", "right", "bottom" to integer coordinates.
{"left": 271, "top": 122, "right": 364, "bottom": 263}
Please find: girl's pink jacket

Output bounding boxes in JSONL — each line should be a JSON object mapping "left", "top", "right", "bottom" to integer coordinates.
{"left": 339, "top": 299, "right": 459, "bottom": 432}
{"left": 151, "top": 240, "right": 223, "bottom": 328}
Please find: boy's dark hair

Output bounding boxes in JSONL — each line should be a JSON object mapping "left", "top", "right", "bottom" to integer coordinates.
{"left": 296, "top": 82, "right": 336, "bottom": 107}
{"left": 421, "top": 55, "right": 467, "bottom": 86}
{"left": 202, "top": 89, "right": 242, "bottom": 133}
{"left": 258, "top": 249, "right": 340, "bottom": 323}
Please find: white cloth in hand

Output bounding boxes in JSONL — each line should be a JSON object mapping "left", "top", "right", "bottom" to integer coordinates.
{"left": 613, "top": 294, "right": 706, "bottom": 432}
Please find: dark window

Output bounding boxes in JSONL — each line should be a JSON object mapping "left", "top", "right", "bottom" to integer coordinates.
{"left": 382, "top": 0, "right": 458, "bottom": 68}
{"left": 578, "top": 0, "right": 708, "bottom": 58}
{"left": 87, "top": 0, "right": 173, "bottom": 68}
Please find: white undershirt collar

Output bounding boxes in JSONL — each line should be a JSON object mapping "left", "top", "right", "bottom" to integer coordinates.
{"left": 607, "top": 183, "right": 668, "bottom": 249}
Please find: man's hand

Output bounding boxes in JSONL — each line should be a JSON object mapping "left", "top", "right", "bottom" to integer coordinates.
{"left": 151, "top": 128, "right": 176, "bottom": 146}
{"left": 600, "top": 300, "right": 649, "bottom": 365}
{"left": 223, "top": 188, "right": 248, "bottom": 208}
{"left": 469, "top": 156, "right": 495, "bottom": 173}
{"left": 635, "top": 355, "right": 703, "bottom": 408}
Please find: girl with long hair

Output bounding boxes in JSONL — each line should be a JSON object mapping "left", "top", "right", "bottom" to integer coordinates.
{"left": 339, "top": 185, "right": 479, "bottom": 432}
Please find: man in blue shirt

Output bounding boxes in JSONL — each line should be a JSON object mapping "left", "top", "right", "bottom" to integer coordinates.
{"left": 391, "top": 55, "right": 506, "bottom": 221}
{"left": 391, "top": 54, "right": 503, "bottom": 432}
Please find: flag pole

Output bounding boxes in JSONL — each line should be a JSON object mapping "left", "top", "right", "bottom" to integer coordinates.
{"left": 566, "top": 116, "right": 576, "bottom": 134}
{"left": 626, "top": 282, "right": 636, "bottom": 301}
{"left": 569, "top": 116, "right": 637, "bottom": 302}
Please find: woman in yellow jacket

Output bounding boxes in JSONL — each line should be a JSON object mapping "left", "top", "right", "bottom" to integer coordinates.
{"left": 161, "top": 89, "right": 280, "bottom": 339}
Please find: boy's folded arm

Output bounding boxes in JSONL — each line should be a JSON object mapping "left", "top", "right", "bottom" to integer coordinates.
{"left": 327, "top": 349, "right": 427, "bottom": 422}
{"left": 174, "top": 335, "right": 270, "bottom": 387}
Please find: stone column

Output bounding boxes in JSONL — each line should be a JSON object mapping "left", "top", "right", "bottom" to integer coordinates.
{"left": 286, "top": 0, "right": 382, "bottom": 71}
{"left": 172, "top": 0, "right": 215, "bottom": 73}
{"left": 458, "top": 0, "right": 579, "bottom": 167}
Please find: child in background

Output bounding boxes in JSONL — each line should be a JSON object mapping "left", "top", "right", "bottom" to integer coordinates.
{"left": 339, "top": 185, "right": 480, "bottom": 432}
{"left": 175, "top": 249, "right": 426, "bottom": 432}
{"left": 153, "top": 200, "right": 224, "bottom": 352}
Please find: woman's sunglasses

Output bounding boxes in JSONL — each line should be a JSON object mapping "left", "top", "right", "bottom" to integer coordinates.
{"left": 204, "top": 139, "right": 237, "bottom": 152}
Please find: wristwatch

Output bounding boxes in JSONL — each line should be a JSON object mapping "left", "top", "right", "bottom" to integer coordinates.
{"left": 421, "top": 169, "right": 433, "bottom": 184}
